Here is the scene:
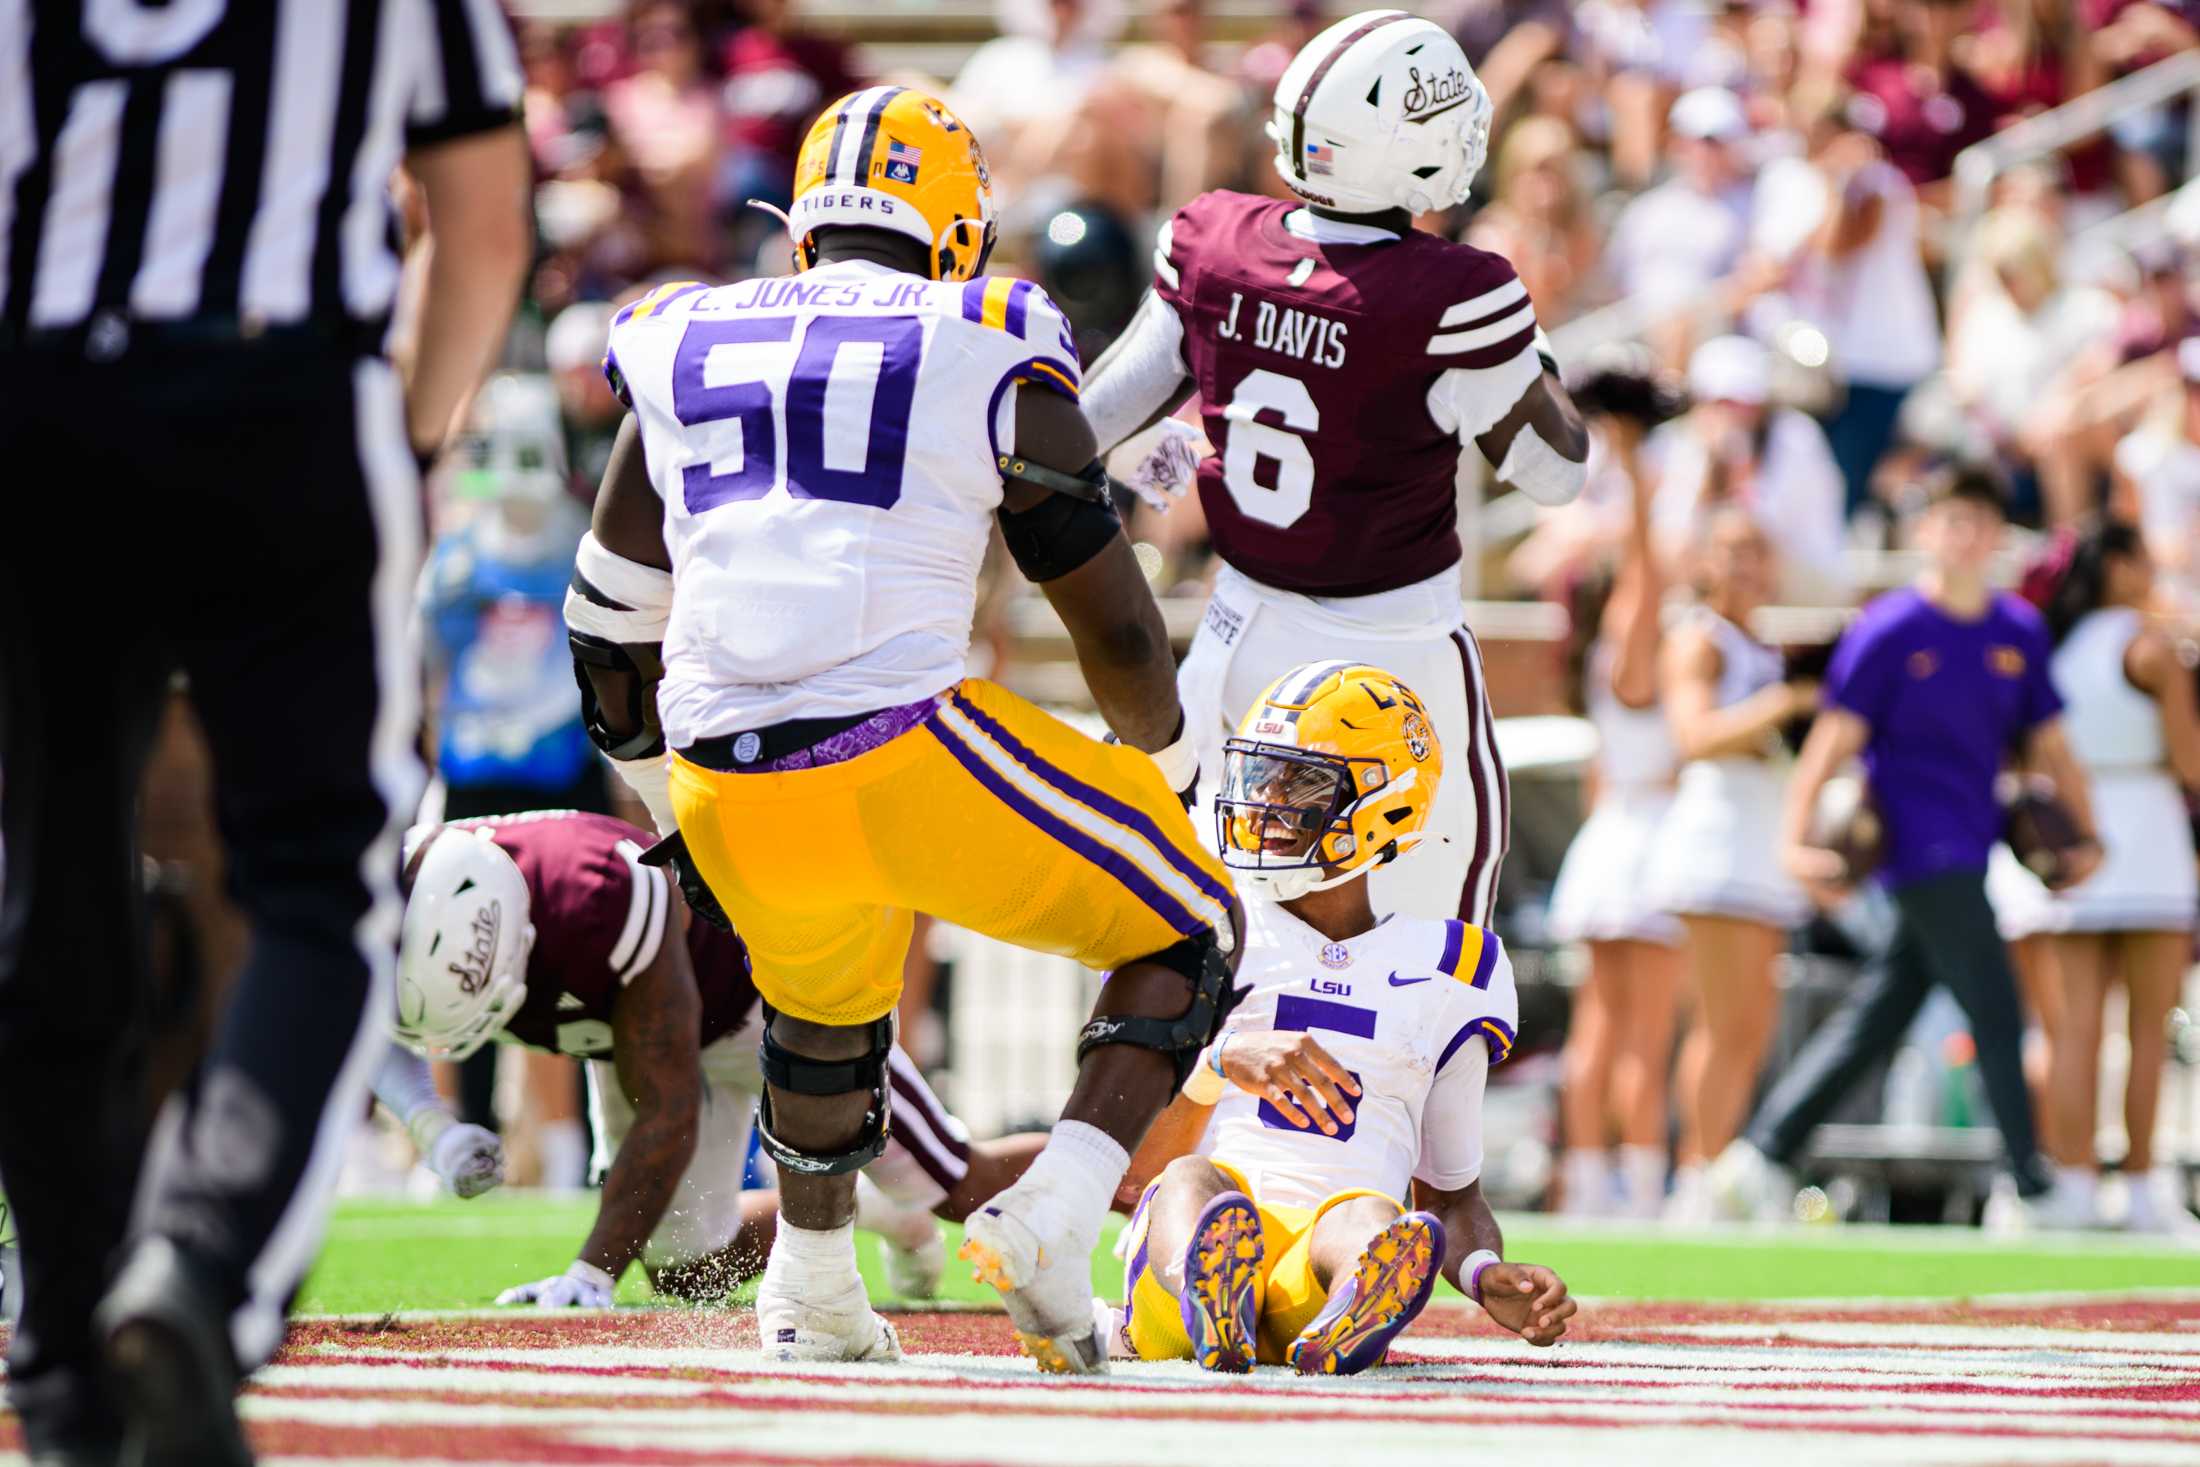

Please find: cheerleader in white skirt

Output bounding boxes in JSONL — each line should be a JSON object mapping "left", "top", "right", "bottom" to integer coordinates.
{"left": 1989, "top": 521, "right": 2200, "bottom": 1233}
{"left": 1549, "top": 436, "right": 1686, "bottom": 1217}
{"left": 1650, "top": 510, "right": 1818, "bottom": 1216}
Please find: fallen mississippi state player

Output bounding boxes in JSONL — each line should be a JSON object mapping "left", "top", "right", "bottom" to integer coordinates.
{"left": 1112, "top": 664, "right": 1573, "bottom": 1373}
{"left": 372, "top": 809, "right": 1043, "bottom": 1304}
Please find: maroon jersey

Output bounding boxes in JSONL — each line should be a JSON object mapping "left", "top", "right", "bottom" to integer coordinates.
{"left": 451, "top": 812, "right": 757, "bottom": 1059}
{"left": 1156, "top": 191, "right": 1536, "bottom": 597}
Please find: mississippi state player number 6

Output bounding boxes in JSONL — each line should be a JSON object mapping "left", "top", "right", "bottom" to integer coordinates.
{"left": 672, "top": 314, "right": 923, "bottom": 514}
{"left": 1220, "top": 368, "right": 1319, "bottom": 529}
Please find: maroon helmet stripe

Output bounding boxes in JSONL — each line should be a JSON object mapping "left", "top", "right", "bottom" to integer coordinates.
{"left": 1291, "top": 10, "right": 1416, "bottom": 180}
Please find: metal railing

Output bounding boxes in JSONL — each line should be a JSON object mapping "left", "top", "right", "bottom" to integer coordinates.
{"left": 1952, "top": 48, "right": 2200, "bottom": 256}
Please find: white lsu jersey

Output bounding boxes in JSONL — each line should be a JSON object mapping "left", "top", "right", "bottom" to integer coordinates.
{"left": 1198, "top": 902, "right": 1519, "bottom": 1212}
{"left": 602, "top": 264, "right": 1083, "bottom": 744}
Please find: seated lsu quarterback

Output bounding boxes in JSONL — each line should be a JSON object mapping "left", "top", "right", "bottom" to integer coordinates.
{"left": 565, "top": 85, "right": 1244, "bottom": 1373}
{"left": 1113, "top": 663, "right": 1573, "bottom": 1373}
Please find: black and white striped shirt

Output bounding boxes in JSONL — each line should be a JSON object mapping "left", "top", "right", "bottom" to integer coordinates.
{"left": 0, "top": 0, "right": 522, "bottom": 341}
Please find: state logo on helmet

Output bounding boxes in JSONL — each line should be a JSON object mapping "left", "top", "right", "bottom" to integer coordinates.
{"left": 394, "top": 825, "right": 537, "bottom": 1060}
{"left": 788, "top": 87, "right": 996, "bottom": 282}
{"left": 1267, "top": 9, "right": 1494, "bottom": 217}
{"left": 1218, "top": 661, "right": 1444, "bottom": 901}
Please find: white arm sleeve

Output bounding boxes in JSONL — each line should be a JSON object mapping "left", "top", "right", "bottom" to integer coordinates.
{"left": 1414, "top": 1038, "right": 1490, "bottom": 1191}
{"left": 1426, "top": 342, "right": 1544, "bottom": 446}
{"left": 1083, "top": 290, "right": 1192, "bottom": 452}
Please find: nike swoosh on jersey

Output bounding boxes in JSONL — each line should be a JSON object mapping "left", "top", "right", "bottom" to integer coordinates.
{"left": 1387, "top": 972, "right": 1432, "bottom": 987}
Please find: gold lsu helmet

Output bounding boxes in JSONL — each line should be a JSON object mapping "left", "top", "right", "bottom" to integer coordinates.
{"left": 789, "top": 86, "right": 996, "bottom": 282}
{"left": 1218, "top": 661, "right": 1443, "bottom": 901}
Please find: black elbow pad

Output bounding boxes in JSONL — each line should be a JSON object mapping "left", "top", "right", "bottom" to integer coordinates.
{"left": 997, "top": 484, "right": 1121, "bottom": 582}
{"left": 569, "top": 630, "right": 666, "bottom": 762}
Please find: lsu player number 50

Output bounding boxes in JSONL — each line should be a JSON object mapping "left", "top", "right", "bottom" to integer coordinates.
{"left": 1115, "top": 663, "right": 1573, "bottom": 1374}
{"left": 564, "top": 87, "right": 1243, "bottom": 1375}
{"left": 1083, "top": 10, "right": 1591, "bottom": 930}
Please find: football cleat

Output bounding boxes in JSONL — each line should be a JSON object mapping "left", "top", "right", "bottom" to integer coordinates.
{"left": 1178, "top": 1193, "right": 1263, "bottom": 1374}
{"left": 960, "top": 1185, "right": 1107, "bottom": 1375}
{"left": 1286, "top": 1211, "right": 1444, "bottom": 1377}
{"left": 753, "top": 1272, "right": 902, "bottom": 1364}
{"left": 883, "top": 1226, "right": 947, "bottom": 1300}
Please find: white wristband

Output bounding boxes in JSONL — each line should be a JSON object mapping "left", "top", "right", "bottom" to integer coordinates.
{"left": 1181, "top": 1032, "right": 1229, "bottom": 1104}
{"left": 1463, "top": 1249, "right": 1501, "bottom": 1303}
{"left": 1150, "top": 725, "right": 1199, "bottom": 795}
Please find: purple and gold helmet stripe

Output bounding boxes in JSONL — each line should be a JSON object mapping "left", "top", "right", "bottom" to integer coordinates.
{"left": 925, "top": 710, "right": 1213, "bottom": 937}
{"left": 948, "top": 690, "right": 1232, "bottom": 915}
{"left": 854, "top": 85, "right": 907, "bottom": 184}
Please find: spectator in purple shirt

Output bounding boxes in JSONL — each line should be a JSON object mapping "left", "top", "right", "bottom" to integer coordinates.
{"left": 1709, "top": 464, "right": 2103, "bottom": 1226}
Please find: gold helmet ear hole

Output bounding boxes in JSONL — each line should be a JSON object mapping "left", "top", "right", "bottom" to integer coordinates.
{"left": 1364, "top": 767, "right": 1385, "bottom": 787}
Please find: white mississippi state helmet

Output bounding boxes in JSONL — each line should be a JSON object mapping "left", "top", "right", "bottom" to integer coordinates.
{"left": 1267, "top": 9, "right": 1494, "bottom": 217}
{"left": 394, "top": 825, "right": 537, "bottom": 1061}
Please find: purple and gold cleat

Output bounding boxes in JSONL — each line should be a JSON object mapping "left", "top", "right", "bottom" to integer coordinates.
{"left": 1179, "top": 1192, "right": 1263, "bottom": 1373}
{"left": 1286, "top": 1210, "right": 1445, "bottom": 1377}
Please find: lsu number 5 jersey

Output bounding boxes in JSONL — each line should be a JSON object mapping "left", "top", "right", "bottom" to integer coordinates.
{"left": 1200, "top": 901, "right": 1518, "bottom": 1210}
{"left": 602, "top": 266, "right": 1082, "bottom": 742}
{"left": 1155, "top": 191, "right": 1542, "bottom": 597}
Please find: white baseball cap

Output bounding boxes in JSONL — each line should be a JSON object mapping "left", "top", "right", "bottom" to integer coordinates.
{"left": 1689, "top": 334, "right": 1771, "bottom": 406}
{"left": 1670, "top": 86, "right": 1749, "bottom": 143}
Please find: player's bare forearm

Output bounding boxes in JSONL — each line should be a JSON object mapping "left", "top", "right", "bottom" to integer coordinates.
{"left": 1414, "top": 1178, "right": 1503, "bottom": 1296}
{"left": 402, "top": 125, "right": 532, "bottom": 458}
{"left": 1476, "top": 372, "right": 1589, "bottom": 505}
{"left": 578, "top": 940, "right": 704, "bottom": 1278}
{"left": 1037, "top": 532, "right": 1183, "bottom": 751}
{"left": 1114, "top": 1093, "right": 1215, "bottom": 1212}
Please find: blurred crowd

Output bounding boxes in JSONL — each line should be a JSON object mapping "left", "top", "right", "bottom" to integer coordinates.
{"left": 403, "top": 0, "right": 2200, "bottom": 1217}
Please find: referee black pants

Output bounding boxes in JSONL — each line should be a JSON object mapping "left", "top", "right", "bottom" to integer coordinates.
{"left": 0, "top": 341, "right": 423, "bottom": 1429}
{"left": 1747, "top": 868, "right": 2052, "bottom": 1198}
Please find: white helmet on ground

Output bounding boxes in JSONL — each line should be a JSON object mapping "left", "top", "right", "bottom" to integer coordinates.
{"left": 394, "top": 825, "right": 537, "bottom": 1061}
{"left": 1267, "top": 9, "right": 1494, "bottom": 218}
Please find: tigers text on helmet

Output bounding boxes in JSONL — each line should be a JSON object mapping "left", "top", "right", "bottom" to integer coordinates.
{"left": 394, "top": 825, "right": 537, "bottom": 1061}
{"left": 789, "top": 87, "right": 997, "bottom": 282}
{"left": 1267, "top": 9, "right": 1493, "bottom": 217}
{"left": 1219, "top": 661, "right": 1444, "bottom": 902}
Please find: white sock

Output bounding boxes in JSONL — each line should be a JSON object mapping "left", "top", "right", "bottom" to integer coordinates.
{"left": 768, "top": 1220, "right": 861, "bottom": 1286}
{"left": 2054, "top": 1165, "right": 2098, "bottom": 1205}
{"left": 537, "top": 1119, "right": 588, "bottom": 1194}
{"left": 1559, "top": 1150, "right": 1610, "bottom": 1216}
{"left": 1024, "top": 1121, "right": 1129, "bottom": 1238}
{"left": 1617, "top": 1146, "right": 1668, "bottom": 1216}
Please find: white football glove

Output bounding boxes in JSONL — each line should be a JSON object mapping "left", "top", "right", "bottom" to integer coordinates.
{"left": 1106, "top": 416, "right": 1206, "bottom": 512}
{"left": 427, "top": 1121, "right": 505, "bottom": 1200}
{"left": 496, "top": 1260, "right": 615, "bottom": 1309}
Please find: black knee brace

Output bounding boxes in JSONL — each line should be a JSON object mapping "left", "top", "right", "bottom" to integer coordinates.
{"left": 1075, "top": 928, "right": 1244, "bottom": 1089}
{"left": 754, "top": 1009, "right": 895, "bottom": 1177}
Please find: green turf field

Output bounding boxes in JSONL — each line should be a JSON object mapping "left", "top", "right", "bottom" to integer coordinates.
{"left": 296, "top": 1193, "right": 2200, "bottom": 1314}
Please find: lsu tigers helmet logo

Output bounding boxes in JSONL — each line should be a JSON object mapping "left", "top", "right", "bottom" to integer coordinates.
{"left": 790, "top": 87, "right": 996, "bottom": 282}
{"left": 1217, "top": 661, "right": 1444, "bottom": 902}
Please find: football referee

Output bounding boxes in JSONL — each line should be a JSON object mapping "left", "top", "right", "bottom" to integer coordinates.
{"left": 0, "top": 6, "right": 530, "bottom": 1464}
